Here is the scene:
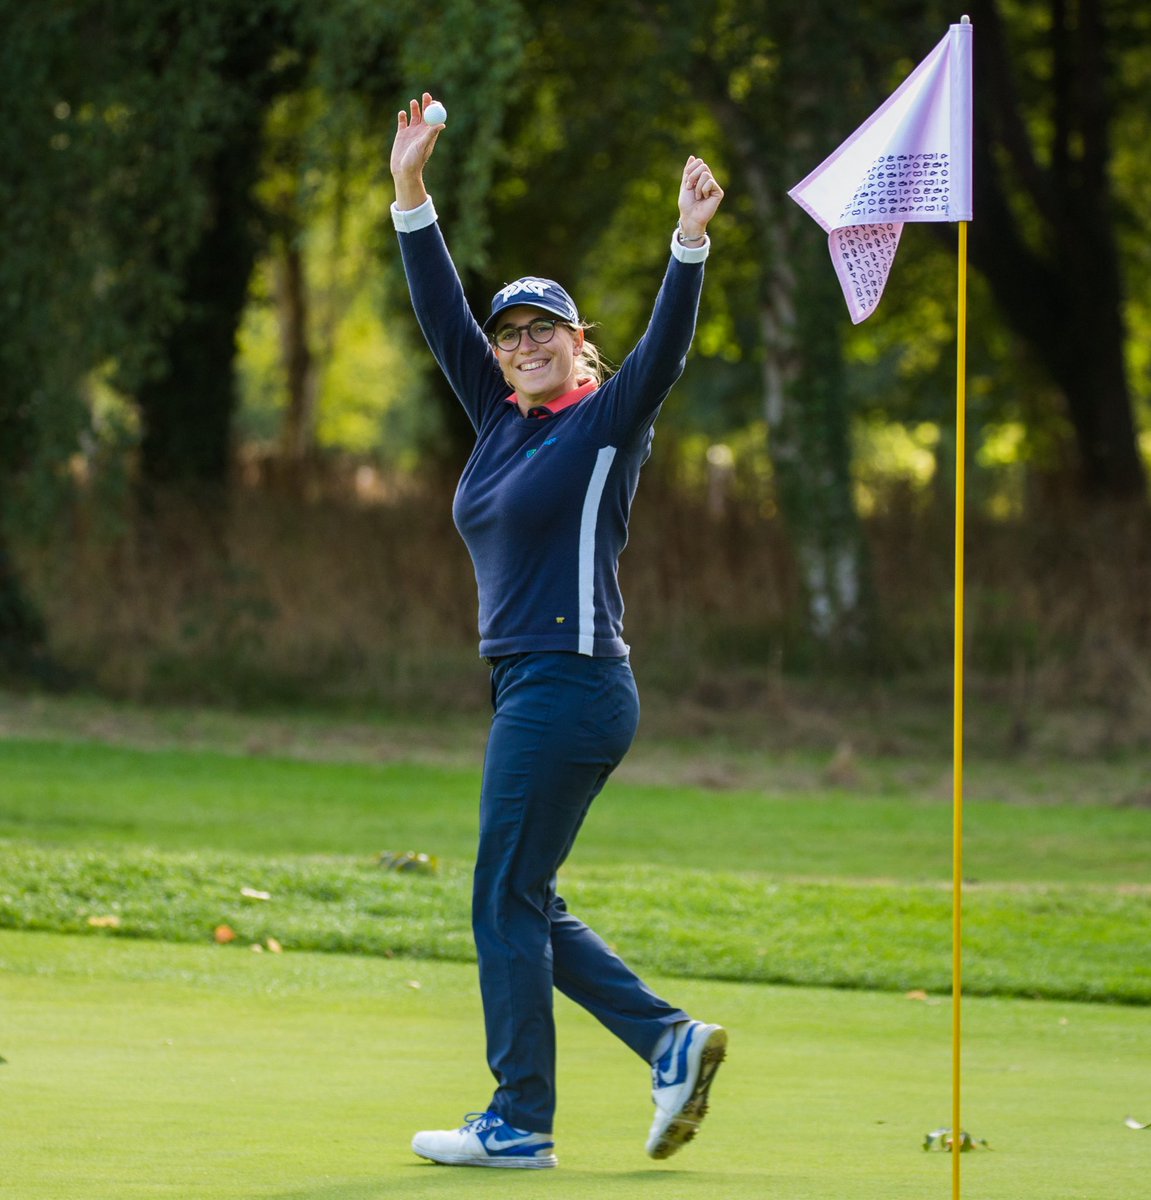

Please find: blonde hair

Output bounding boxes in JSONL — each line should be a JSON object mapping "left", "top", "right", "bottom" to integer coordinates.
{"left": 573, "top": 324, "right": 615, "bottom": 386}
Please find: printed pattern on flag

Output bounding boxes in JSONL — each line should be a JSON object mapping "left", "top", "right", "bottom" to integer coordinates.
{"left": 830, "top": 223, "right": 903, "bottom": 320}
{"left": 840, "top": 154, "right": 955, "bottom": 224}
{"left": 788, "top": 22, "right": 972, "bottom": 323}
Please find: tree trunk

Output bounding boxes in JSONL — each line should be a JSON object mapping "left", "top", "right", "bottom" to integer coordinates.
{"left": 1054, "top": 233, "right": 1144, "bottom": 499}
{"left": 718, "top": 76, "right": 875, "bottom": 652}
{"left": 135, "top": 128, "right": 263, "bottom": 499}
{"left": 0, "top": 538, "right": 51, "bottom": 682}
{"left": 761, "top": 217, "right": 874, "bottom": 648}
{"left": 274, "top": 237, "right": 320, "bottom": 474}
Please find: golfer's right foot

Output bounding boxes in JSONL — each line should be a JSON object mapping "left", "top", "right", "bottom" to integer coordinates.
{"left": 411, "top": 1111, "right": 557, "bottom": 1169}
{"left": 646, "top": 1020, "right": 727, "bottom": 1159}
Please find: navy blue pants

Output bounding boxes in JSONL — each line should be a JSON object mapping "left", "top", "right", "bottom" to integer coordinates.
{"left": 475, "top": 652, "right": 688, "bottom": 1132}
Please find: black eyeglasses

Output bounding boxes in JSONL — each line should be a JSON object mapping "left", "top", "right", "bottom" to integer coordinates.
{"left": 492, "top": 318, "right": 569, "bottom": 352}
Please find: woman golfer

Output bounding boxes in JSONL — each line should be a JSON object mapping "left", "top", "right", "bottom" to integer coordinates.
{"left": 391, "top": 92, "right": 727, "bottom": 1170}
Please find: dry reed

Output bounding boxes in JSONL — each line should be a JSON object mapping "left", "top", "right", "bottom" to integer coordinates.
{"left": 12, "top": 465, "right": 1151, "bottom": 751}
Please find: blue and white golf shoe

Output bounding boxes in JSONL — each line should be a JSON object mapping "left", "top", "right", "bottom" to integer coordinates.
{"left": 646, "top": 1020, "right": 728, "bottom": 1159}
{"left": 412, "top": 1111, "right": 557, "bottom": 1169}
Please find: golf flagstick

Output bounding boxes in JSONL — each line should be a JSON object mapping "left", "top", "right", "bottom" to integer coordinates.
{"left": 951, "top": 218, "right": 969, "bottom": 1200}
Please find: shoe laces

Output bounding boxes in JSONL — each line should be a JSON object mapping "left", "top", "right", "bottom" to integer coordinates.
{"left": 461, "top": 1111, "right": 502, "bottom": 1133}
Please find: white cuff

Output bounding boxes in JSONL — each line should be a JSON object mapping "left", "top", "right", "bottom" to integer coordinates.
{"left": 392, "top": 196, "right": 438, "bottom": 233}
{"left": 671, "top": 228, "right": 710, "bottom": 263}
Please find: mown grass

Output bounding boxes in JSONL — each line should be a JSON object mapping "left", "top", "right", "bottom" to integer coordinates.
{"left": 1, "top": 730, "right": 1149, "bottom": 1004}
{"left": 6, "top": 930, "right": 1148, "bottom": 1200}
{"left": 3, "top": 735, "right": 1151, "bottom": 882}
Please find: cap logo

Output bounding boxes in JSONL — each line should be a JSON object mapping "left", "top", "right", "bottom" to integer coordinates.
{"left": 497, "top": 280, "right": 550, "bottom": 302}
{"left": 484, "top": 276, "right": 578, "bottom": 332}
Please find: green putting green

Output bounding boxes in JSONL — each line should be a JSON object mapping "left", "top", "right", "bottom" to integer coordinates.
{"left": 2, "top": 931, "right": 1146, "bottom": 1199}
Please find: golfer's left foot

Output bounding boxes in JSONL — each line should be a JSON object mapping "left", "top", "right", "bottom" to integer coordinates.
{"left": 412, "top": 1111, "right": 557, "bottom": 1169}
{"left": 646, "top": 1021, "right": 727, "bottom": 1159}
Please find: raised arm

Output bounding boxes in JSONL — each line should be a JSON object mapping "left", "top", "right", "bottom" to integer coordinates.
{"left": 590, "top": 155, "right": 726, "bottom": 445}
{"left": 389, "top": 93, "right": 508, "bottom": 430}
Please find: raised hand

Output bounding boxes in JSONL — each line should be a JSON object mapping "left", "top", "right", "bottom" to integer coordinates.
{"left": 678, "top": 156, "right": 725, "bottom": 241}
{"left": 391, "top": 92, "right": 446, "bottom": 210}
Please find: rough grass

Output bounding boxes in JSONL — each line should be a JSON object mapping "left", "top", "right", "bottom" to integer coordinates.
{"left": 2, "top": 840, "right": 1148, "bottom": 1003}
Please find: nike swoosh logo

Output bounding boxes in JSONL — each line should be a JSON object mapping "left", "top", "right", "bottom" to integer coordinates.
{"left": 656, "top": 1027, "right": 699, "bottom": 1086}
{"left": 486, "top": 1129, "right": 550, "bottom": 1151}
{"left": 657, "top": 1061, "right": 684, "bottom": 1086}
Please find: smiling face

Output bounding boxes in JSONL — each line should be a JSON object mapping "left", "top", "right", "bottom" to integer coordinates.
{"left": 492, "top": 305, "right": 585, "bottom": 413}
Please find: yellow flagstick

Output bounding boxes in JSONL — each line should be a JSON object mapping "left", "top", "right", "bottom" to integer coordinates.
{"left": 952, "top": 219, "right": 969, "bottom": 1200}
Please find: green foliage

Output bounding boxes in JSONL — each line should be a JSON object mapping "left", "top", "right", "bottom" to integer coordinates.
{"left": 0, "top": 3, "right": 105, "bottom": 516}
{"left": 0, "top": 0, "right": 527, "bottom": 496}
{"left": 236, "top": 92, "right": 437, "bottom": 463}
{"left": 232, "top": 0, "right": 528, "bottom": 464}
{"left": 6, "top": 0, "right": 1151, "bottom": 484}
{"left": 0, "top": 1, "right": 290, "bottom": 504}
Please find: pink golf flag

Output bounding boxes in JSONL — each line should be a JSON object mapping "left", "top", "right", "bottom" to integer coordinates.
{"left": 788, "top": 20, "right": 973, "bottom": 323}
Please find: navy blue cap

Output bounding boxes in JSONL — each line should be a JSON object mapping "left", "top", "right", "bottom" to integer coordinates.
{"left": 483, "top": 276, "right": 580, "bottom": 333}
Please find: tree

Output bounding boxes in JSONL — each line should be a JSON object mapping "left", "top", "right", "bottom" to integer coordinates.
{"left": 608, "top": 0, "right": 898, "bottom": 650}
{"left": 0, "top": 0, "right": 526, "bottom": 674}
{"left": 965, "top": 0, "right": 1146, "bottom": 502}
{"left": 0, "top": 2, "right": 113, "bottom": 675}
{"left": 78, "top": 4, "right": 303, "bottom": 500}
{"left": 689, "top": 0, "right": 884, "bottom": 648}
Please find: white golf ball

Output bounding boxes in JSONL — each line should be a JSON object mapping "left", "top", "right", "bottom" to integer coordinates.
{"left": 424, "top": 101, "right": 447, "bottom": 125}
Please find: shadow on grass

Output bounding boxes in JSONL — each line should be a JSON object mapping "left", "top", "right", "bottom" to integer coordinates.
{"left": 268, "top": 1166, "right": 766, "bottom": 1199}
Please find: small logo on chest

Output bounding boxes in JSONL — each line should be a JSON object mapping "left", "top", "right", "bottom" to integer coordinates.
{"left": 524, "top": 437, "right": 558, "bottom": 460}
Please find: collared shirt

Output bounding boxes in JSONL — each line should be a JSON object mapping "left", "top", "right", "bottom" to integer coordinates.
{"left": 506, "top": 380, "right": 599, "bottom": 419}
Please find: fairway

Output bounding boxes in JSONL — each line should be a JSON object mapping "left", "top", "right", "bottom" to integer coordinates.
{"left": 4, "top": 734, "right": 1151, "bottom": 882}
{"left": 2, "top": 930, "right": 1146, "bottom": 1200}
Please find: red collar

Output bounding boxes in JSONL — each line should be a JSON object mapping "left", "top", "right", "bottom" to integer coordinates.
{"left": 505, "top": 379, "right": 598, "bottom": 419}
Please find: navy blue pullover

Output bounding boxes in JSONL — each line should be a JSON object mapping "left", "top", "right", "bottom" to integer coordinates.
{"left": 393, "top": 197, "right": 708, "bottom": 659}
